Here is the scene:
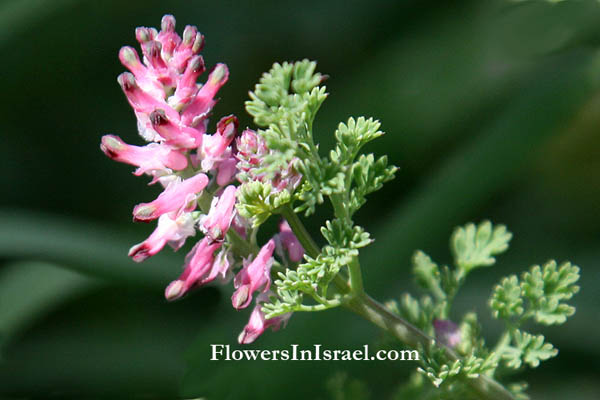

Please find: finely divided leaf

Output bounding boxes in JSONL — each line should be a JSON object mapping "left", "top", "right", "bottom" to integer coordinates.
{"left": 521, "top": 261, "right": 580, "bottom": 325}
{"left": 451, "top": 221, "right": 512, "bottom": 272}
{"left": 489, "top": 275, "right": 524, "bottom": 320}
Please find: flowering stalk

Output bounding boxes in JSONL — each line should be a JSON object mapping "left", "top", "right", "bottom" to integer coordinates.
{"left": 101, "top": 15, "right": 580, "bottom": 400}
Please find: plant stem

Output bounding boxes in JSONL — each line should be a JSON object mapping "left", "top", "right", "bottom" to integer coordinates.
{"left": 281, "top": 205, "right": 515, "bottom": 400}
{"left": 347, "top": 293, "right": 514, "bottom": 400}
{"left": 280, "top": 205, "right": 320, "bottom": 258}
{"left": 348, "top": 256, "right": 364, "bottom": 294}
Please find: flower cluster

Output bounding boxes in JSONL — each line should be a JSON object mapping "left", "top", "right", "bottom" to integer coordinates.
{"left": 236, "top": 128, "right": 302, "bottom": 192}
{"left": 100, "top": 15, "right": 302, "bottom": 343}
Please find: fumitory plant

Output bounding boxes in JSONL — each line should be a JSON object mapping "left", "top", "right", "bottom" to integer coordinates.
{"left": 100, "top": 15, "right": 580, "bottom": 400}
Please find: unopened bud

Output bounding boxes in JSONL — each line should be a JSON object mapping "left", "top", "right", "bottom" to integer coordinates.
{"left": 133, "top": 204, "right": 157, "bottom": 222}
{"left": 119, "top": 46, "right": 141, "bottom": 69}
{"left": 165, "top": 280, "right": 185, "bottom": 301}
{"left": 192, "top": 32, "right": 205, "bottom": 53}
{"left": 117, "top": 72, "right": 136, "bottom": 91}
{"left": 135, "top": 27, "right": 157, "bottom": 43}
{"left": 188, "top": 55, "right": 205, "bottom": 74}
{"left": 143, "top": 41, "right": 165, "bottom": 68}
{"left": 232, "top": 286, "right": 250, "bottom": 309}
{"left": 209, "top": 63, "right": 228, "bottom": 85}
{"left": 100, "top": 135, "right": 125, "bottom": 158}
{"left": 217, "top": 115, "right": 239, "bottom": 140}
{"left": 161, "top": 14, "right": 176, "bottom": 32}
{"left": 182, "top": 25, "right": 198, "bottom": 45}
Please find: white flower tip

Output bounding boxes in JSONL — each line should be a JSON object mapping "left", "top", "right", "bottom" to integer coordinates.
{"left": 165, "top": 280, "right": 184, "bottom": 301}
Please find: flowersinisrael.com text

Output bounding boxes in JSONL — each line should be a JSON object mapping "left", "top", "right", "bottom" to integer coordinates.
{"left": 210, "top": 344, "right": 419, "bottom": 362}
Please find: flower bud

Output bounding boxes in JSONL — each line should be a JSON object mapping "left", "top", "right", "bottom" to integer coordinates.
{"left": 238, "top": 293, "right": 291, "bottom": 344}
{"left": 277, "top": 220, "right": 304, "bottom": 262}
{"left": 232, "top": 239, "right": 275, "bottom": 309}
{"left": 135, "top": 27, "right": 157, "bottom": 43}
{"left": 149, "top": 109, "right": 198, "bottom": 148}
{"left": 201, "top": 185, "right": 237, "bottom": 241}
{"left": 161, "top": 14, "right": 176, "bottom": 32}
{"left": 164, "top": 238, "right": 223, "bottom": 300}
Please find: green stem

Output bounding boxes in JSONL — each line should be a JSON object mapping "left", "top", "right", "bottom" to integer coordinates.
{"left": 347, "top": 293, "right": 515, "bottom": 400}
{"left": 330, "top": 193, "right": 349, "bottom": 223}
{"left": 348, "top": 256, "right": 364, "bottom": 295}
{"left": 280, "top": 205, "right": 320, "bottom": 258}
{"left": 280, "top": 205, "right": 351, "bottom": 295}
{"left": 282, "top": 205, "right": 515, "bottom": 400}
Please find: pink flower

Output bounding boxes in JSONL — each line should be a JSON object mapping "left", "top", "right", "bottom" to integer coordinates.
{"left": 117, "top": 72, "right": 170, "bottom": 117}
{"left": 148, "top": 109, "right": 202, "bottom": 149}
{"left": 133, "top": 173, "right": 208, "bottom": 222}
{"left": 128, "top": 213, "right": 196, "bottom": 262}
{"left": 277, "top": 220, "right": 304, "bottom": 262}
{"left": 164, "top": 237, "right": 223, "bottom": 301}
{"left": 203, "top": 115, "right": 238, "bottom": 158}
{"left": 169, "top": 55, "right": 206, "bottom": 109}
{"left": 231, "top": 213, "right": 249, "bottom": 239}
{"left": 169, "top": 25, "right": 204, "bottom": 73}
{"left": 200, "top": 115, "right": 238, "bottom": 171}
{"left": 181, "top": 64, "right": 229, "bottom": 127}
{"left": 216, "top": 156, "right": 238, "bottom": 186}
{"left": 201, "top": 185, "right": 237, "bottom": 240}
{"left": 238, "top": 293, "right": 292, "bottom": 344}
{"left": 115, "top": 15, "right": 229, "bottom": 148}
{"left": 433, "top": 319, "right": 461, "bottom": 348}
{"left": 231, "top": 239, "right": 276, "bottom": 309}
{"left": 100, "top": 135, "right": 188, "bottom": 175}
{"left": 212, "top": 247, "right": 234, "bottom": 284}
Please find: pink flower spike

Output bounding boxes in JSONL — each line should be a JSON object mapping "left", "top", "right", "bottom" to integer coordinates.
{"left": 232, "top": 239, "right": 276, "bottom": 310}
{"left": 133, "top": 173, "right": 209, "bottom": 222}
{"left": 201, "top": 185, "right": 237, "bottom": 240}
{"left": 238, "top": 293, "right": 291, "bottom": 344}
{"left": 164, "top": 237, "right": 222, "bottom": 301}
{"left": 100, "top": 135, "right": 188, "bottom": 174}
{"left": 128, "top": 213, "right": 196, "bottom": 262}
{"left": 278, "top": 220, "right": 304, "bottom": 262}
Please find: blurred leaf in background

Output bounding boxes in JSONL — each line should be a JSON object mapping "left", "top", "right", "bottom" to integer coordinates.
{"left": 1, "top": 0, "right": 599, "bottom": 399}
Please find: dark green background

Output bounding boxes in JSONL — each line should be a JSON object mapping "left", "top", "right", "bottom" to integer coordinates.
{"left": 1, "top": 0, "right": 599, "bottom": 398}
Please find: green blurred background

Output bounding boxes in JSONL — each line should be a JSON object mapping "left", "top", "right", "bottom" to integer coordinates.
{"left": 1, "top": 0, "right": 599, "bottom": 398}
